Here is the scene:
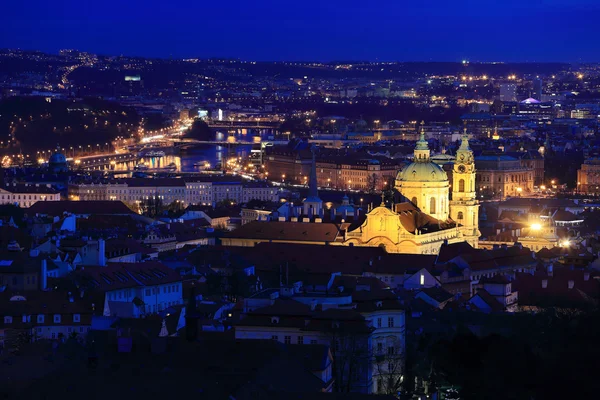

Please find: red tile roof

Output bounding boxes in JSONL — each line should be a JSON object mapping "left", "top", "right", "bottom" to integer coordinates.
{"left": 223, "top": 221, "right": 342, "bottom": 243}
{"left": 27, "top": 201, "right": 134, "bottom": 216}
{"left": 74, "top": 262, "right": 181, "bottom": 291}
{"left": 514, "top": 268, "right": 600, "bottom": 308}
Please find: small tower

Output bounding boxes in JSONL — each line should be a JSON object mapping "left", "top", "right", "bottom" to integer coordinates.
{"left": 450, "top": 133, "right": 480, "bottom": 246}
{"left": 303, "top": 148, "right": 323, "bottom": 219}
{"left": 413, "top": 132, "right": 431, "bottom": 162}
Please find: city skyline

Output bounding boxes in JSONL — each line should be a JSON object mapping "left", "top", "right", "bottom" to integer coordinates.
{"left": 2, "top": 0, "right": 600, "bottom": 62}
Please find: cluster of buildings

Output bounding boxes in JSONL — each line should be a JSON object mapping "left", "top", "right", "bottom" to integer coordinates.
{"left": 68, "top": 177, "right": 279, "bottom": 206}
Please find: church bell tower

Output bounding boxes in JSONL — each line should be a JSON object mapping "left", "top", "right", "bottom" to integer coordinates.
{"left": 450, "top": 133, "right": 480, "bottom": 246}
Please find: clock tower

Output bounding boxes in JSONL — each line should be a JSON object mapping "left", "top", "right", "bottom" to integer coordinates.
{"left": 450, "top": 133, "right": 480, "bottom": 247}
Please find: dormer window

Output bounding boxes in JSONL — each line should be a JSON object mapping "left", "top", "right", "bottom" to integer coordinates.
{"left": 376, "top": 301, "right": 383, "bottom": 308}
{"left": 271, "top": 316, "right": 279, "bottom": 324}
{"left": 54, "top": 314, "right": 61, "bottom": 323}
{"left": 37, "top": 315, "right": 45, "bottom": 323}
{"left": 73, "top": 314, "right": 80, "bottom": 323}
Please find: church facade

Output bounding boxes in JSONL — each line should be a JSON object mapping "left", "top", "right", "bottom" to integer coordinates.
{"left": 223, "top": 135, "right": 480, "bottom": 255}
{"left": 340, "top": 133, "right": 479, "bottom": 254}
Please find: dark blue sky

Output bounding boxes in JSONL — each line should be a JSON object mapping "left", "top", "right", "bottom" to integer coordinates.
{"left": 1, "top": 0, "right": 599, "bottom": 62}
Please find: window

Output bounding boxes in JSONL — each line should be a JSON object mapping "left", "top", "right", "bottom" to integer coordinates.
{"left": 54, "top": 315, "right": 61, "bottom": 323}
{"left": 420, "top": 274, "right": 425, "bottom": 286}
{"left": 145, "top": 289, "right": 151, "bottom": 296}
{"left": 388, "top": 317, "right": 394, "bottom": 328}
{"left": 411, "top": 197, "right": 418, "bottom": 207}
{"left": 297, "top": 336, "right": 304, "bottom": 344}
{"left": 310, "top": 339, "right": 317, "bottom": 345}
{"left": 284, "top": 336, "right": 291, "bottom": 344}
{"left": 457, "top": 211, "right": 464, "bottom": 220}
{"left": 4, "top": 316, "right": 12, "bottom": 324}
{"left": 52, "top": 333, "right": 56, "bottom": 339}
{"left": 430, "top": 197, "right": 436, "bottom": 214}
{"left": 79, "top": 327, "right": 84, "bottom": 333}
{"left": 388, "top": 346, "right": 395, "bottom": 355}
{"left": 73, "top": 314, "right": 80, "bottom": 323}
{"left": 377, "top": 317, "right": 382, "bottom": 328}
{"left": 271, "top": 335, "right": 278, "bottom": 341}
{"left": 37, "top": 315, "right": 44, "bottom": 323}
{"left": 459, "top": 179, "right": 465, "bottom": 192}
{"left": 388, "top": 362, "right": 394, "bottom": 372}
{"left": 377, "top": 343, "right": 383, "bottom": 353}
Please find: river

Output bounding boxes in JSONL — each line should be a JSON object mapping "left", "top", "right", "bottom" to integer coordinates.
{"left": 112, "top": 128, "right": 279, "bottom": 173}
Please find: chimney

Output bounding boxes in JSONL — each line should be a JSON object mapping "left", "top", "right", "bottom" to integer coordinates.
{"left": 40, "top": 259, "right": 47, "bottom": 290}
{"left": 568, "top": 280, "right": 574, "bottom": 289}
{"left": 541, "top": 279, "right": 548, "bottom": 289}
{"left": 98, "top": 239, "right": 106, "bottom": 267}
{"left": 584, "top": 272, "right": 590, "bottom": 281}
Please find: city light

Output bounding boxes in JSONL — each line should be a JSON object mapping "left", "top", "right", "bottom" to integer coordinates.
{"left": 530, "top": 223, "right": 542, "bottom": 231}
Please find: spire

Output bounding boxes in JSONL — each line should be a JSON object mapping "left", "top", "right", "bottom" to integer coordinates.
{"left": 307, "top": 147, "right": 319, "bottom": 200}
{"left": 459, "top": 130, "right": 471, "bottom": 151}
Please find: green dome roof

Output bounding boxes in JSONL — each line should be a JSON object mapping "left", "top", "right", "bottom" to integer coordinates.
{"left": 397, "top": 161, "right": 448, "bottom": 183}
{"left": 49, "top": 152, "right": 67, "bottom": 165}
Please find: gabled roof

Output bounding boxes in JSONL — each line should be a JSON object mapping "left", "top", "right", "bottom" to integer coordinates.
{"left": 74, "top": 261, "right": 181, "bottom": 291}
{"left": 436, "top": 241, "right": 477, "bottom": 264}
{"left": 417, "top": 286, "right": 454, "bottom": 303}
{"left": 223, "top": 221, "right": 342, "bottom": 243}
{"left": 27, "top": 201, "right": 134, "bottom": 216}
{"left": 469, "top": 289, "right": 505, "bottom": 312}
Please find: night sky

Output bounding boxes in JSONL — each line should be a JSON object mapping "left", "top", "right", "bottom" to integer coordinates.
{"left": 2, "top": 0, "right": 599, "bottom": 61}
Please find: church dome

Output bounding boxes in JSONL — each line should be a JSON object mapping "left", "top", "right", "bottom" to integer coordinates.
{"left": 396, "top": 161, "right": 448, "bottom": 183}
{"left": 48, "top": 147, "right": 68, "bottom": 173}
{"left": 49, "top": 152, "right": 67, "bottom": 165}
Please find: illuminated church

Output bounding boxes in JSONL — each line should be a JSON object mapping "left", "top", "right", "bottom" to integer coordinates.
{"left": 223, "top": 134, "right": 479, "bottom": 255}
{"left": 341, "top": 133, "right": 480, "bottom": 254}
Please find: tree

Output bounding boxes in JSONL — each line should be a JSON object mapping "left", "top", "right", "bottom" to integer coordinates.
{"left": 184, "top": 119, "right": 212, "bottom": 141}
{"left": 140, "top": 195, "right": 164, "bottom": 218}
{"left": 372, "top": 336, "right": 405, "bottom": 395}
{"left": 366, "top": 173, "right": 380, "bottom": 193}
{"left": 326, "top": 324, "right": 371, "bottom": 393}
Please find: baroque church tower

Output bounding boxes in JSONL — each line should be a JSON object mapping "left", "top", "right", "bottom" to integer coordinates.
{"left": 449, "top": 133, "right": 480, "bottom": 247}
